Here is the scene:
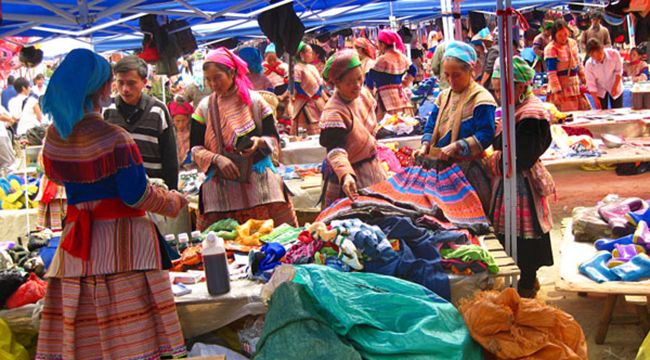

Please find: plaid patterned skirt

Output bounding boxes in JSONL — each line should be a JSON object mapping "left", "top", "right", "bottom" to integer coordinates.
{"left": 377, "top": 85, "right": 414, "bottom": 118}
{"left": 490, "top": 176, "right": 545, "bottom": 239}
{"left": 37, "top": 199, "right": 66, "bottom": 231}
{"left": 198, "top": 198, "right": 298, "bottom": 231}
{"left": 318, "top": 162, "right": 489, "bottom": 233}
{"left": 36, "top": 271, "right": 186, "bottom": 360}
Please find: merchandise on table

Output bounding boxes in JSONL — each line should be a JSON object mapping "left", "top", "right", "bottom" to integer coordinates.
{"left": 0, "top": 175, "right": 39, "bottom": 210}
{"left": 460, "top": 288, "right": 587, "bottom": 359}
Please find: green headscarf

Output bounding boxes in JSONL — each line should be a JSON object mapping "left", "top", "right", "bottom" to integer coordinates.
{"left": 491, "top": 56, "right": 535, "bottom": 84}
{"left": 322, "top": 50, "right": 362, "bottom": 83}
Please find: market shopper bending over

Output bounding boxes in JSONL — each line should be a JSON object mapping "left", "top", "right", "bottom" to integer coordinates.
{"left": 104, "top": 55, "right": 179, "bottom": 189}
{"left": 585, "top": 39, "right": 624, "bottom": 110}
{"left": 366, "top": 29, "right": 416, "bottom": 119}
{"left": 319, "top": 50, "right": 388, "bottom": 208}
{"left": 489, "top": 56, "right": 554, "bottom": 299}
{"left": 414, "top": 41, "right": 497, "bottom": 214}
{"left": 192, "top": 47, "right": 297, "bottom": 230}
{"left": 36, "top": 49, "right": 187, "bottom": 359}
{"left": 290, "top": 42, "right": 327, "bottom": 136}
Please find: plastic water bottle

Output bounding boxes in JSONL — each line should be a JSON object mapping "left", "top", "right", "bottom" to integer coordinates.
{"left": 202, "top": 231, "right": 230, "bottom": 296}
{"left": 178, "top": 233, "right": 189, "bottom": 253}
{"left": 190, "top": 231, "right": 202, "bottom": 246}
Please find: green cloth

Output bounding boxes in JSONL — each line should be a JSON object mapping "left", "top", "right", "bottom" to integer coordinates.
{"left": 492, "top": 56, "right": 535, "bottom": 84}
{"left": 260, "top": 224, "right": 302, "bottom": 245}
{"left": 293, "top": 265, "right": 482, "bottom": 360}
{"left": 322, "top": 50, "right": 362, "bottom": 82}
{"left": 254, "top": 282, "right": 362, "bottom": 360}
{"left": 202, "top": 219, "right": 239, "bottom": 240}
{"left": 441, "top": 245, "right": 500, "bottom": 274}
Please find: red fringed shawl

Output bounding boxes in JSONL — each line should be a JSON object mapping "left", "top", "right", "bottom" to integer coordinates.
{"left": 43, "top": 113, "right": 143, "bottom": 183}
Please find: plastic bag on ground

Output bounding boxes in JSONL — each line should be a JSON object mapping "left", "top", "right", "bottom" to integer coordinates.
{"left": 459, "top": 288, "right": 587, "bottom": 360}
{"left": 6, "top": 273, "right": 46, "bottom": 309}
{"left": 0, "top": 318, "right": 29, "bottom": 360}
{"left": 188, "top": 342, "right": 248, "bottom": 360}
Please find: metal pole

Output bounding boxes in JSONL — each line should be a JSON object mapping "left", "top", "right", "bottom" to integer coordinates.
{"left": 497, "top": 0, "right": 518, "bottom": 284}
{"left": 161, "top": 75, "right": 166, "bottom": 103}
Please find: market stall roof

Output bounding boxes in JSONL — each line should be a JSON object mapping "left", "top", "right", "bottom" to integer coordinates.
{"left": 0, "top": 0, "right": 379, "bottom": 40}
{"left": 90, "top": 0, "right": 566, "bottom": 52}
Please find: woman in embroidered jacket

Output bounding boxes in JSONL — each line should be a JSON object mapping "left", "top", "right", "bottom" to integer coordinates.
{"left": 290, "top": 41, "right": 328, "bottom": 136}
{"left": 36, "top": 49, "right": 188, "bottom": 359}
{"left": 366, "top": 29, "right": 417, "bottom": 118}
{"left": 192, "top": 47, "right": 297, "bottom": 230}
{"left": 489, "top": 57, "right": 554, "bottom": 298}
{"left": 319, "top": 50, "right": 388, "bottom": 208}
{"left": 354, "top": 37, "right": 377, "bottom": 75}
{"left": 544, "top": 19, "right": 592, "bottom": 111}
{"left": 624, "top": 48, "right": 649, "bottom": 82}
{"left": 414, "top": 41, "right": 497, "bottom": 214}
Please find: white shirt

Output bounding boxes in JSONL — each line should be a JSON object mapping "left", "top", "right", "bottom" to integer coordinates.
{"left": 32, "top": 84, "right": 46, "bottom": 97}
{"left": 585, "top": 48, "right": 624, "bottom": 99}
{"left": 8, "top": 93, "right": 40, "bottom": 136}
{"left": 0, "top": 105, "right": 10, "bottom": 138}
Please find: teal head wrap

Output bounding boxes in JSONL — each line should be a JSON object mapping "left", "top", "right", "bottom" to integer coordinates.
{"left": 41, "top": 49, "right": 110, "bottom": 139}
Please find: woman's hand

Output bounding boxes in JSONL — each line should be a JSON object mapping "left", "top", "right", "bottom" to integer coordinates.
{"left": 439, "top": 143, "right": 458, "bottom": 161}
{"left": 213, "top": 154, "right": 241, "bottom": 180}
{"left": 171, "top": 190, "right": 190, "bottom": 209}
{"left": 241, "top": 137, "right": 265, "bottom": 157}
{"left": 413, "top": 144, "right": 429, "bottom": 159}
{"left": 341, "top": 174, "right": 358, "bottom": 201}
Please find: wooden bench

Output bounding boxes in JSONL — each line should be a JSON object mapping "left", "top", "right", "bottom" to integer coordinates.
{"left": 483, "top": 234, "right": 521, "bottom": 289}
{"left": 556, "top": 219, "right": 650, "bottom": 344}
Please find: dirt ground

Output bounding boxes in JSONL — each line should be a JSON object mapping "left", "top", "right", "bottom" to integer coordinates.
{"left": 540, "top": 168, "right": 650, "bottom": 359}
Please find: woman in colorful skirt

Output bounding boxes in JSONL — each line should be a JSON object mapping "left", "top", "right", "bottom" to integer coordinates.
{"left": 290, "top": 42, "right": 327, "bottom": 135}
{"left": 488, "top": 57, "right": 554, "bottom": 298}
{"left": 366, "top": 29, "right": 417, "bottom": 119}
{"left": 353, "top": 37, "right": 377, "bottom": 75}
{"left": 319, "top": 50, "right": 388, "bottom": 208}
{"left": 36, "top": 49, "right": 188, "bottom": 359}
{"left": 192, "top": 47, "right": 297, "bottom": 230}
{"left": 414, "top": 41, "right": 497, "bottom": 214}
{"left": 624, "top": 48, "right": 649, "bottom": 82}
{"left": 544, "top": 19, "right": 592, "bottom": 112}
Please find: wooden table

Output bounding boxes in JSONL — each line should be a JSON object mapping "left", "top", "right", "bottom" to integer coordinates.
{"left": 556, "top": 219, "right": 650, "bottom": 344}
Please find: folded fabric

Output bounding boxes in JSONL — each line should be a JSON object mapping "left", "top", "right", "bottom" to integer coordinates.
{"left": 260, "top": 224, "right": 302, "bottom": 245}
{"left": 594, "top": 234, "right": 634, "bottom": 252}
{"left": 598, "top": 198, "right": 645, "bottom": 236}
{"left": 610, "top": 253, "right": 650, "bottom": 282}
{"left": 203, "top": 218, "right": 239, "bottom": 240}
{"left": 237, "top": 219, "right": 274, "bottom": 246}
{"left": 441, "top": 245, "right": 499, "bottom": 274}
{"left": 579, "top": 251, "right": 619, "bottom": 283}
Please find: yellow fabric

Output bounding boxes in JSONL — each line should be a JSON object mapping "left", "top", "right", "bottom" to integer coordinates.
{"left": 0, "top": 318, "right": 29, "bottom": 360}
{"left": 637, "top": 331, "right": 650, "bottom": 360}
{"left": 236, "top": 219, "right": 274, "bottom": 246}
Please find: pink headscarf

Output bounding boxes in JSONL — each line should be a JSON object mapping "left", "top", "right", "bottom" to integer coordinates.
{"left": 205, "top": 47, "right": 254, "bottom": 105}
{"left": 378, "top": 29, "right": 405, "bottom": 53}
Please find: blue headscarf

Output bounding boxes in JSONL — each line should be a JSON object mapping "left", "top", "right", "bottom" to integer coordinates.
{"left": 444, "top": 41, "right": 478, "bottom": 67}
{"left": 238, "top": 47, "right": 264, "bottom": 74}
{"left": 41, "top": 49, "right": 110, "bottom": 140}
{"left": 265, "top": 43, "right": 276, "bottom": 54}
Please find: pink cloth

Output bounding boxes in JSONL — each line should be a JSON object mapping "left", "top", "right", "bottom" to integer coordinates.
{"left": 378, "top": 30, "right": 405, "bottom": 53}
{"left": 168, "top": 101, "right": 194, "bottom": 117}
{"left": 205, "top": 47, "right": 254, "bottom": 105}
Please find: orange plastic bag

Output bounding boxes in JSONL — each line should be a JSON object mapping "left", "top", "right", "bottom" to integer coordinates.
{"left": 459, "top": 288, "right": 587, "bottom": 360}
{"left": 6, "top": 273, "right": 46, "bottom": 309}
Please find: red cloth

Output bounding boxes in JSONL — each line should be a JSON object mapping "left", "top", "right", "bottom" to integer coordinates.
{"left": 168, "top": 101, "right": 194, "bottom": 117}
{"left": 63, "top": 199, "right": 146, "bottom": 261}
{"left": 264, "top": 62, "right": 286, "bottom": 77}
{"left": 561, "top": 126, "right": 593, "bottom": 138}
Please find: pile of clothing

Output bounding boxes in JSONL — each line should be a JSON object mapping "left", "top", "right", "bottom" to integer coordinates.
{"left": 376, "top": 114, "right": 425, "bottom": 139}
{"left": 255, "top": 265, "right": 482, "bottom": 360}
{"left": 579, "top": 202, "right": 650, "bottom": 282}
{"left": 542, "top": 125, "right": 600, "bottom": 161}
{"left": 278, "top": 163, "right": 322, "bottom": 180}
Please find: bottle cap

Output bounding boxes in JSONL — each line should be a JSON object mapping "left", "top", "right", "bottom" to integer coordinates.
{"left": 178, "top": 233, "right": 189, "bottom": 243}
{"left": 164, "top": 234, "right": 175, "bottom": 241}
{"left": 191, "top": 231, "right": 202, "bottom": 239}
